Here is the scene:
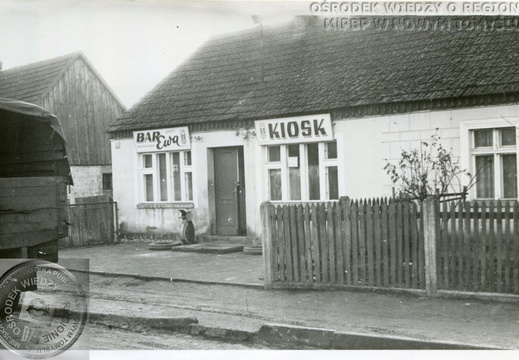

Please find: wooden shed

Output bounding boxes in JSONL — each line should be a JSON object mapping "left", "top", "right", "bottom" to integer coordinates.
{"left": 0, "top": 98, "right": 70, "bottom": 262}
{"left": 0, "top": 52, "right": 126, "bottom": 201}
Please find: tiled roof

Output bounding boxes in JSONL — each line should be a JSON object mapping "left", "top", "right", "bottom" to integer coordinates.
{"left": 0, "top": 52, "right": 79, "bottom": 104}
{"left": 109, "top": 16, "right": 519, "bottom": 132}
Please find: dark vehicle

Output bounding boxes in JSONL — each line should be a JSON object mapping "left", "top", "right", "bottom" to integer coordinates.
{"left": 0, "top": 98, "right": 70, "bottom": 262}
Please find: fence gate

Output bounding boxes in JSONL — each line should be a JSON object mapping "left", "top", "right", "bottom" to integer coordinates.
{"left": 64, "top": 196, "right": 118, "bottom": 247}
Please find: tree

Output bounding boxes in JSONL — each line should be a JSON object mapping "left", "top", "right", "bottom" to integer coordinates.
{"left": 384, "top": 131, "right": 474, "bottom": 202}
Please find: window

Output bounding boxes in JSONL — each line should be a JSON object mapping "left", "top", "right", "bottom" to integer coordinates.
{"left": 266, "top": 141, "right": 339, "bottom": 201}
{"left": 139, "top": 151, "right": 193, "bottom": 202}
{"left": 102, "top": 173, "right": 112, "bottom": 191}
{"left": 472, "top": 127, "right": 517, "bottom": 199}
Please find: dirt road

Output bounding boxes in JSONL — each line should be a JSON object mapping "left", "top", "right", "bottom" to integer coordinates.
{"left": 81, "top": 273, "right": 519, "bottom": 349}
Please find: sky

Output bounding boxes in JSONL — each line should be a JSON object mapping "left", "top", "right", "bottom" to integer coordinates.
{"left": 0, "top": 0, "right": 310, "bottom": 108}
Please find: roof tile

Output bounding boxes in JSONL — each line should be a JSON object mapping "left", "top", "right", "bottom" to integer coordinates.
{"left": 110, "top": 16, "right": 519, "bottom": 132}
{"left": 0, "top": 53, "right": 80, "bottom": 104}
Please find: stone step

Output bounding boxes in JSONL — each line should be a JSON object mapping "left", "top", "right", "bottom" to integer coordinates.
{"left": 199, "top": 235, "right": 255, "bottom": 245}
{"left": 171, "top": 243, "right": 245, "bottom": 254}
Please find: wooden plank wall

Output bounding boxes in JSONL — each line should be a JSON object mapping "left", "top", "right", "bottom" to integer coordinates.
{"left": 40, "top": 58, "right": 126, "bottom": 166}
{"left": 0, "top": 177, "right": 66, "bottom": 258}
{"left": 0, "top": 118, "right": 66, "bottom": 178}
{"left": 65, "top": 201, "right": 115, "bottom": 247}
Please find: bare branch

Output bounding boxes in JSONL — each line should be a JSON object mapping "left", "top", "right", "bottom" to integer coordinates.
{"left": 384, "top": 132, "right": 473, "bottom": 203}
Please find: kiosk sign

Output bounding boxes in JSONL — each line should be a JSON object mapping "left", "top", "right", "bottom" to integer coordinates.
{"left": 134, "top": 126, "right": 191, "bottom": 153}
{"left": 255, "top": 114, "right": 333, "bottom": 145}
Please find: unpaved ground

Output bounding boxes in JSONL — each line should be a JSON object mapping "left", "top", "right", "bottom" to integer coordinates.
{"left": 82, "top": 273, "right": 519, "bottom": 349}
{"left": 75, "top": 323, "right": 267, "bottom": 350}
{"left": 60, "top": 243, "right": 264, "bottom": 285}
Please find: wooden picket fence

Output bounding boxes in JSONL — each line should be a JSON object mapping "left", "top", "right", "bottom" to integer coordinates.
{"left": 438, "top": 200, "right": 519, "bottom": 294}
{"left": 261, "top": 198, "right": 426, "bottom": 290}
{"left": 262, "top": 197, "right": 519, "bottom": 295}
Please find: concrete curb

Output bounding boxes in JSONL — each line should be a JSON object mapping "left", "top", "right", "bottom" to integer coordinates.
{"left": 84, "top": 311, "right": 508, "bottom": 350}
{"left": 88, "top": 312, "right": 199, "bottom": 331}
{"left": 69, "top": 268, "right": 264, "bottom": 289}
{"left": 256, "top": 323, "right": 507, "bottom": 350}
{"left": 70, "top": 269, "right": 519, "bottom": 304}
{"left": 437, "top": 290, "right": 519, "bottom": 303}
{"left": 66, "top": 267, "right": 519, "bottom": 305}
{"left": 87, "top": 311, "right": 255, "bottom": 342}
{"left": 186, "top": 324, "right": 256, "bottom": 342}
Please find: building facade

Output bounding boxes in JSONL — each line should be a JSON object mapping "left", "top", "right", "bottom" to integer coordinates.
{"left": 109, "top": 16, "right": 519, "bottom": 240}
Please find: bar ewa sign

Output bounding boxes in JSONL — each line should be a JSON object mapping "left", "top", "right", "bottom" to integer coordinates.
{"left": 133, "top": 126, "right": 191, "bottom": 153}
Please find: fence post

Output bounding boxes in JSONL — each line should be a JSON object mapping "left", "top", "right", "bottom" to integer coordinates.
{"left": 423, "top": 196, "right": 438, "bottom": 296}
{"left": 261, "top": 201, "right": 274, "bottom": 289}
{"left": 113, "top": 201, "right": 119, "bottom": 244}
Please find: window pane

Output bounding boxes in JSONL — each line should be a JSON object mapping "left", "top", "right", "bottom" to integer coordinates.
{"left": 268, "top": 146, "right": 281, "bottom": 162}
{"left": 184, "top": 151, "right": 192, "bottom": 166}
{"left": 172, "top": 152, "right": 181, "bottom": 201}
{"left": 307, "top": 143, "right": 320, "bottom": 200}
{"left": 145, "top": 174, "right": 154, "bottom": 201}
{"left": 327, "top": 166, "right": 339, "bottom": 200}
{"left": 102, "top": 173, "right": 112, "bottom": 191}
{"left": 158, "top": 153, "right": 168, "bottom": 201}
{"left": 143, "top": 154, "right": 153, "bottom": 168}
{"left": 500, "top": 127, "right": 516, "bottom": 146}
{"left": 185, "top": 172, "right": 193, "bottom": 201}
{"left": 326, "top": 141, "right": 337, "bottom": 159}
{"left": 502, "top": 154, "right": 517, "bottom": 198}
{"left": 269, "top": 169, "right": 282, "bottom": 201}
{"left": 475, "top": 155, "right": 494, "bottom": 198}
{"left": 288, "top": 145, "right": 301, "bottom": 200}
{"left": 474, "top": 129, "right": 493, "bottom": 148}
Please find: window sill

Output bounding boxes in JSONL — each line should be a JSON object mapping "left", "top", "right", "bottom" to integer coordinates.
{"left": 269, "top": 199, "right": 340, "bottom": 204}
{"left": 137, "top": 202, "right": 194, "bottom": 209}
{"left": 472, "top": 198, "right": 517, "bottom": 202}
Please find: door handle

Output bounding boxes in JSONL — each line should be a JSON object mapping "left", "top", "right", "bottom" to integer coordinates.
{"left": 233, "top": 182, "right": 240, "bottom": 196}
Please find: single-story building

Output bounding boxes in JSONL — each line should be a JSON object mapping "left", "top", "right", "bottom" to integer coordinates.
{"left": 108, "top": 16, "right": 519, "bottom": 241}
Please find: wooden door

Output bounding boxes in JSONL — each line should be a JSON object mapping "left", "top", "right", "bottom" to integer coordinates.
{"left": 214, "top": 147, "right": 240, "bottom": 235}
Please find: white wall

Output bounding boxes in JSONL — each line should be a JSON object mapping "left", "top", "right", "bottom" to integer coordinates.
{"left": 111, "top": 103, "right": 519, "bottom": 238}
{"left": 334, "top": 116, "right": 389, "bottom": 199}
{"left": 68, "top": 165, "right": 111, "bottom": 202}
{"left": 336, "top": 103, "right": 519, "bottom": 200}
{"left": 111, "top": 128, "right": 259, "bottom": 238}
{"left": 111, "top": 138, "right": 140, "bottom": 233}
{"left": 192, "top": 129, "right": 259, "bottom": 237}
{"left": 111, "top": 136, "right": 192, "bottom": 235}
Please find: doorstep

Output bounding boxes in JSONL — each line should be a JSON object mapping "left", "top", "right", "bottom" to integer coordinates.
{"left": 199, "top": 235, "right": 255, "bottom": 245}
{"left": 170, "top": 243, "right": 245, "bottom": 254}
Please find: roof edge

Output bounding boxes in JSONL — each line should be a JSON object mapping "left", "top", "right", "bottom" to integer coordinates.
{"left": 38, "top": 51, "right": 127, "bottom": 112}
{"left": 75, "top": 52, "right": 127, "bottom": 111}
{"left": 107, "top": 91, "right": 519, "bottom": 134}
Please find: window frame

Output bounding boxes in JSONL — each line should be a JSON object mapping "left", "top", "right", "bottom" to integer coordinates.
{"left": 102, "top": 173, "right": 113, "bottom": 191}
{"left": 138, "top": 151, "right": 193, "bottom": 204}
{"left": 461, "top": 119, "right": 518, "bottom": 201}
{"left": 471, "top": 127, "right": 517, "bottom": 200}
{"left": 265, "top": 141, "right": 339, "bottom": 202}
